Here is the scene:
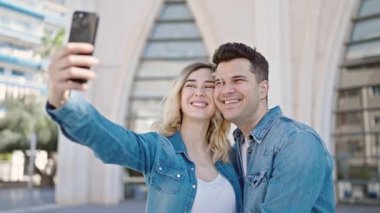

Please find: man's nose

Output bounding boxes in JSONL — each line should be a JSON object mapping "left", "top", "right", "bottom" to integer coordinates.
{"left": 220, "top": 83, "right": 235, "bottom": 94}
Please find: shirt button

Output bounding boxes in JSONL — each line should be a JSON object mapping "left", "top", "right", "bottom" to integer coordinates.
{"left": 191, "top": 167, "right": 194, "bottom": 171}
{"left": 177, "top": 174, "right": 181, "bottom": 178}
{"left": 192, "top": 185, "right": 196, "bottom": 189}
{"left": 249, "top": 134, "right": 253, "bottom": 140}
{"left": 158, "top": 167, "right": 162, "bottom": 171}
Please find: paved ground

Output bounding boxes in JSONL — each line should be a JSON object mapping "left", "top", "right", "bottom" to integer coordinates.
{"left": 0, "top": 188, "right": 146, "bottom": 213}
{"left": 1, "top": 200, "right": 146, "bottom": 213}
{"left": 1, "top": 188, "right": 380, "bottom": 213}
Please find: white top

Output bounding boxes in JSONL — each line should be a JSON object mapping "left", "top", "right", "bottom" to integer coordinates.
{"left": 241, "top": 137, "right": 250, "bottom": 176}
{"left": 191, "top": 173, "right": 236, "bottom": 213}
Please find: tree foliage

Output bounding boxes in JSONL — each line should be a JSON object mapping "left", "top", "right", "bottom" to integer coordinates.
{"left": 40, "top": 28, "right": 65, "bottom": 58}
{"left": 0, "top": 96, "right": 58, "bottom": 154}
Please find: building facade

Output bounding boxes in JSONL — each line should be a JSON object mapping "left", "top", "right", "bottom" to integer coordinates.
{"left": 57, "top": 0, "right": 380, "bottom": 205}
{"left": 0, "top": 0, "right": 66, "bottom": 116}
{"left": 335, "top": 0, "right": 380, "bottom": 204}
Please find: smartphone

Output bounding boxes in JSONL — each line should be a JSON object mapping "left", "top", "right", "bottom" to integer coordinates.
{"left": 68, "top": 11, "right": 99, "bottom": 83}
{"left": 69, "top": 11, "right": 99, "bottom": 45}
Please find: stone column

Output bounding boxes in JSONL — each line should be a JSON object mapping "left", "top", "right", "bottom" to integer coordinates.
{"left": 55, "top": 0, "right": 161, "bottom": 205}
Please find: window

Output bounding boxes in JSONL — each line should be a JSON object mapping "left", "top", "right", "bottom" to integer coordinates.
{"left": 159, "top": 3, "right": 192, "bottom": 21}
{"left": 351, "top": 17, "right": 380, "bottom": 41}
{"left": 336, "top": 139, "right": 365, "bottom": 158}
{"left": 11, "top": 70, "right": 24, "bottom": 77}
{"left": 359, "top": 0, "right": 380, "bottom": 17}
{"left": 371, "top": 85, "right": 380, "bottom": 96}
{"left": 374, "top": 116, "right": 380, "bottom": 126}
{"left": 339, "top": 88, "right": 360, "bottom": 99}
{"left": 346, "top": 40, "right": 380, "bottom": 60}
{"left": 345, "top": 0, "right": 380, "bottom": 62}
{"left": 129, "top": 0, "right": 208, "bottom": 130}
{"left": 337, "top": 112, "right": 362, "bottom": 126}
{"left": 347, "top": 140, "right": 365, "bottom": 157}
{"left": 151, "top": 22, "right": 200, "bottom": 39}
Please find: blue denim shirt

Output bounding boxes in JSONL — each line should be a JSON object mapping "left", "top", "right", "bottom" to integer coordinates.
{"left": 231, "top": 106, "right": 335, "bottom": 213}
{"left": 46, "top": 92, "right": 243, "bottom": 213}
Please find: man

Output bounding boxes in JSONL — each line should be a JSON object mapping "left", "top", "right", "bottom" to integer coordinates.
{"left": 212, "top": 42, "right": 334, "bottom": 212}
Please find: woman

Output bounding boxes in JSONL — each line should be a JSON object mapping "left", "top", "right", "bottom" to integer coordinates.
{"left": 46, "top": 43, "right": 242, "bottom": 213}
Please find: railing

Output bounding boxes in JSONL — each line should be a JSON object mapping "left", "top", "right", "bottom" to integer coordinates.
{"left": 337, "top": 180, "right": 380, "bottom": 205}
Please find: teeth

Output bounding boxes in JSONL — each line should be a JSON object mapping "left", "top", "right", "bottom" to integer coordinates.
{"left": 191, "top": 102, "right": 207, "bottom": 107}
{"left": 224, "top": 99, "right": 239, "bottom": 104}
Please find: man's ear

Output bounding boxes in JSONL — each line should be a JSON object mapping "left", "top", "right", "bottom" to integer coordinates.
{"left": 260, "top": 80, "right": 269, "bottom": 100}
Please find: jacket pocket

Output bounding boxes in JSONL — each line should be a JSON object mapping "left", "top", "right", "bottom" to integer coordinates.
{"left": 150, "top": 161, "right": 185, "bottom": 194}
{"left": 245, "top": 169, "right": 268, "bottom": 210}
{"left": 246, "top": 169, "right": 267, "bottom": 188}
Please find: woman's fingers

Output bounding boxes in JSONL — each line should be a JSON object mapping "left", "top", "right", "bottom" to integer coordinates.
{"left": 58, "top": 66, "right": 97, "bottom": 83}
{"left": 47, "top": 43, "right": 99, "bottom": 108}
{"left": 52, "top": 42, "right": 94, "bottom": 61}
{"left": 56, "top": 79, "right": 91, "bottom": 91}
{"left": 50, "top": 54, "right": 99, "bottom": 73}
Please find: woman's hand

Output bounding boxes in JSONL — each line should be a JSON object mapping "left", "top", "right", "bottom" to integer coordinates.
{"left": 47, "top": 43, "right": 98, "bottom": 108}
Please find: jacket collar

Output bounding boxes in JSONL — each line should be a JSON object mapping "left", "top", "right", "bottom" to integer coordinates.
{"left": 233, "top": 106, "right": 282, "bottom": 144}
{"left": 168, "top": 131, "right": 187, "bottom": 154}
{"left": 168, "top": 131, "right": 226, "bottom": 165}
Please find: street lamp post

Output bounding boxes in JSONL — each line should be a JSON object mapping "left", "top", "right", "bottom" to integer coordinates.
{"left": 27, "top": 133, "right": 37, "bottom": 189}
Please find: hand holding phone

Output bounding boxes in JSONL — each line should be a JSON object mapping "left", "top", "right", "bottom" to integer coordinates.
{"left": 68, "top": 11, "right": 99, "bottom": 83}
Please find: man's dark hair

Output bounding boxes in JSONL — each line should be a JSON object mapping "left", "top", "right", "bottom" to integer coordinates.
{"left": 212, "top": 42, "right": 269, "bottom": 82}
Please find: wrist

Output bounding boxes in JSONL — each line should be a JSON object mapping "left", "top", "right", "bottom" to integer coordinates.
{"left": 47, "top": 90, "right": 70, "bottom": 109}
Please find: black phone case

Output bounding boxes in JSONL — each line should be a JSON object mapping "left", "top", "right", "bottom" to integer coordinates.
{"left": 68, "top": 11, "right": 99, "bottom": 45}
{"left": 68, "top": 11, "right": 99, "bottom": 83}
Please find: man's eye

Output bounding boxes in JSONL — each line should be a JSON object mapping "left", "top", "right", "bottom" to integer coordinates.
{"left": 215, "top": 81, "right": 222, "bottom": 86}
{"left": 205, "top": 85, "right": 215, "bottom": 89}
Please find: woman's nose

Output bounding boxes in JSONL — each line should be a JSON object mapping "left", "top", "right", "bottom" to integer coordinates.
{"left": 194, "top": 87, "right": 205, "bottom": 96}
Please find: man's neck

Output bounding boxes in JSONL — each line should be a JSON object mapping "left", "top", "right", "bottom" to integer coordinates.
{"left": 238, "top": 108, "right": 268, "bottom": 138}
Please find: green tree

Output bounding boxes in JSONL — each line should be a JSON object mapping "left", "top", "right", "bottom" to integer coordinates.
{"left": 0, "top": 95, "right": 58, "bottom": 186}
{"left": 40, "top": 28, "right": 65, "bottom": 58}
{"left": 0, "top": 28, "right": 65, "bottom": 187}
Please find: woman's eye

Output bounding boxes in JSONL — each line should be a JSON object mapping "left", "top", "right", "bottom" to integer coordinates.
{"left": 185, "top": 84, "right": 195, "bottom": 88}
{"left": 215, "top": 80, "right": 224, "bottom": 86}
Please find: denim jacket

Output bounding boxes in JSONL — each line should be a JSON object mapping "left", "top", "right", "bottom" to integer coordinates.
{"left": 231, "top": 106, "right": 335, "bottom": 213}
{"left": 46, "top": 92, "right": 243, "bottom": 213}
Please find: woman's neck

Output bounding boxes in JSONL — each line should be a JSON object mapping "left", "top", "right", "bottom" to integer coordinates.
{"left": 180, "top": 118, "right": 210, "bottom": 153}
{"left": 181, "top": 118, "right": 217, "bottom": 180}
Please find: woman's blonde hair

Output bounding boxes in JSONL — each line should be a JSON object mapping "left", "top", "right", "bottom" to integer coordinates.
{"left": 152, "top": 62, "right": 231, "bottom": 163}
